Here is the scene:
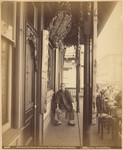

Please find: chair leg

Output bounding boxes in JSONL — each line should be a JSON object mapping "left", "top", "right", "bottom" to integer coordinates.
{"left": 112, "top": 122, "right": 114, "bottom": 139}
{"left": 108, "top": 122, "right": 110, "bottom": 133}
{"left": 101, "top": 122, "right": 103, "bottom": 139}
{"left": 65, "top": 111, "right": 67, "bottom": 119}
{"left": 117, "top": 121, "right": 119, "bottom": 139}
{"left": 98, "top": 119, "right": 100, "bottom": 133}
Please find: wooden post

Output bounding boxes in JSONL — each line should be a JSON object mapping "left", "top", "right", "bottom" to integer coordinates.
{"left": 55, "top": 47, "right": 59, "bottom": 92}
{"left": 9, "top": 2, "right": 26, "bottom": 146}
{"left": 89, "top": 39, "right": 93, "bottom": 124}
{"left": 92, "top": 2, "right": 98, "bottom": 106}
{"left": 59, "top": 44, "right": 64, "bottom": 88}
{"left": 0, "top": 1, "right": 1, "bottom": 147}
{"left": 83, "top": 35, "right": 91, "bottom": 146}
{"left": 80, "top": 45, "right": 84, "bottom": 90}
{"left": 34, "top": 71, "right": 37, "bottom": 146}
{"left": 13, "top": 2, "right": 25, "bottom": 129}
{"left": 76, "top": 12, "right": 82, "bottom": 112}
{"left": 76, "top": 45, "right": 80, "bottom": 113}
{"left": 60, "top": 44, "right": 65, "bottom": 84}
{"left": 83, "top": 2, "right": 92, "bottom": 146}
{"left": 39, "top": 3, "right": 44, "bottom": 146}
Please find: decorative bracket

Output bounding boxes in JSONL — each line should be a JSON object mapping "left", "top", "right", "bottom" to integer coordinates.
{"left": 93, "top": 59, "right": 97, "bottom": 72}
{"left": 26, "top": 23, "right": 38, "bottom": 71}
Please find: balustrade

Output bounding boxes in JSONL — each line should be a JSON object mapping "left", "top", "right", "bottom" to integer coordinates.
{"left": 66, "top": 87, "right": 83, "bottom": 98}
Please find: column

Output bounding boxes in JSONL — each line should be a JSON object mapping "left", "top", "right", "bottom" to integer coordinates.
{"left": 76, "top": 45, "right": 80, "bottom": 112}
{"left": 83, "top": 2, "right": 92, "bottom": 146}
{"left": 55, "top": 46, "right": 59, "bottom": 92}
{"left": 39, "top": 3, "right": 44, "bottom": 146}
{"left": 92, "top": 2, "right": 98, "bottom": 105}
{"left": 0, "top": 2, "right": 1, "bottom": 148}
{"left": 90, "top": 1, "right": 98, "bottom": 126}
{"left": 13, "top": 2, "right": 25, "bottom": 129}
{"left": 83, "top": 35, "right": 91, "bottom": 146}
{"left": 12, "top": 2, "right": 26, "bottom": 146}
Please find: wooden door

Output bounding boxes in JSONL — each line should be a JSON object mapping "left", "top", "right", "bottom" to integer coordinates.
{"left": 24, "top": 23, "right": 38, "bottom": 146}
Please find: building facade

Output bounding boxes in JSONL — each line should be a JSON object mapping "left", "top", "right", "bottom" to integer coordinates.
{"left": 1, "top": 2, "right": 65, "bottom": 147}
{"left": 1, "top": 1, "right": 118, "bottom": 148}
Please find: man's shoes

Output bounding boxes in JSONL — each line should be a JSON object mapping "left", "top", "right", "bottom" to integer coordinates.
{"left": 54, "top": 120, "right": 62, "bottom": 126}
{"left": 68, "top": 120, "right": 76, "bottom": 126}
{"left": 57, "top": 121, "right": 62, "bottom": 125}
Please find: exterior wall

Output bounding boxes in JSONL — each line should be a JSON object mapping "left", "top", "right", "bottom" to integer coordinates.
{"left": 2, "top": 2, "right": 25, "bottom": 147}
{"left": 1, "top": 2, "right": 41, "bottom": 147}
{"left": 1, "top": 2, "right": 64, "bottom": 147}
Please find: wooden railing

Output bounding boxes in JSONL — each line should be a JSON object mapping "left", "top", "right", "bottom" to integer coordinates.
{"left": 66, "top": 87, "right": 84, "bottom": 98}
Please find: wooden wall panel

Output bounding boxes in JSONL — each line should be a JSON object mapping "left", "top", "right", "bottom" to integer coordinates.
{"left": 25, "top": 43, "right": 34, "bottom": 111}
{"left": 24, "top": 119, "right": 34, "bottom": 146}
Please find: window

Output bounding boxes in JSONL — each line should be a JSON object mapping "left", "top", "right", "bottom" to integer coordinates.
{"left": 1, "top": 2, "right": 16, "bottom": 133}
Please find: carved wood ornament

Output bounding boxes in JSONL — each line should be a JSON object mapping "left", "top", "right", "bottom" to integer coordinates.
{"left": 26, "top": 23, "right": 38, "bottom": 71}
{"left": 93, "top": 59, "right": 97, "bottom": 72}
{"left": 48, "top": 3, "right": 72, "bottom": 46}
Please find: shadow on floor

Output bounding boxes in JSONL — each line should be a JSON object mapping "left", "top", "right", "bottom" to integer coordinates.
{"left": 90, "top": 119, "right": 122, "bottom": 149}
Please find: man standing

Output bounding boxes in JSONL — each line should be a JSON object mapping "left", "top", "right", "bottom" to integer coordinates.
{"left": 53, "top": 83, "right": 76, "bottom": 126}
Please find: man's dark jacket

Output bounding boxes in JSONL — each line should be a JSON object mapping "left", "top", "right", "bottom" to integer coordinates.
{"left": 51, "top": 90, "right": 74, "bottom": 113}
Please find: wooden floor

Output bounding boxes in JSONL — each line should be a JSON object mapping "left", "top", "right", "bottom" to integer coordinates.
{"left": 43, "top": 98, "right": 83, "bottom": 148}
{"left": 43, "top": 98, "right": 121, "bottom": 149}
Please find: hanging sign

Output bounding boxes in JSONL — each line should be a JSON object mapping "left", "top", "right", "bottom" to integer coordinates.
{"left": 41, "top": 30, "right": 49, "bottom": 113}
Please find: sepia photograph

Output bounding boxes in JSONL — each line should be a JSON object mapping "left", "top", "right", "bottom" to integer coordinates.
{"left": 0, "top": 0, "right": 122, "bottom": 149}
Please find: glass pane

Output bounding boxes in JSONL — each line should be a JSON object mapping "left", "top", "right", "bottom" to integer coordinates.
{"left": 1, "top": 39, "right": 9, "bottom": 125}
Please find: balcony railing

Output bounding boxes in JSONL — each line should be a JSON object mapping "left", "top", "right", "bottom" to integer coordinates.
{"left": 66, "top": 87, "right": 84, "bottom": 98}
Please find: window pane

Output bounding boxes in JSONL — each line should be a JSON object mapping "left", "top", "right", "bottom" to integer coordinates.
{"left": 1, "top": 39, "right": 9, "bottom": 125}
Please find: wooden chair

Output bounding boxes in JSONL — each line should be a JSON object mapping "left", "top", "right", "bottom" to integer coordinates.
{"left": 96, "top": 94, "right": 114, "bottom": 139}
{"left": 98, "top": 113, "right": 114, "bottom": 139}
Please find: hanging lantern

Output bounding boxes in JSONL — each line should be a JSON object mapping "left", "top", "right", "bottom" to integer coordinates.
{"left": 48, "top": 2, "right": 72, "bottom": 46}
